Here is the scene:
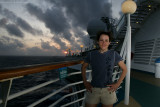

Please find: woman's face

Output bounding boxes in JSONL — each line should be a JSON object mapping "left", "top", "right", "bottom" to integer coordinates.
{"left": 97, "top": 34, "right": 110, "bottom": 50}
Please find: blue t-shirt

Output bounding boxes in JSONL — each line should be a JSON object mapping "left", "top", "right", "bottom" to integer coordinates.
{"left": 84, "top": 50, "right": 122, "bottom": 88}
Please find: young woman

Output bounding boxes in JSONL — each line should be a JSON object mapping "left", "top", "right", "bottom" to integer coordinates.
{"left": 81, "top": 31, "right": 127, "bottom": 107}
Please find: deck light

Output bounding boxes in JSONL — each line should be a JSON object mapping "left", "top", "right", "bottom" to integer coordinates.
{"left": 80, "top": 45, "right": 83, "bottom": 48}
{"left": 94, "top": 45, "right": 96, "bottom": 48}
{"left": 121, "top": 0, "right": 137, "bottom": 14}
{"left": 121, "top": 0, "right": 137, "bottom": 105}
{"left": 80, "top": 45, "right": 83, "bottom": 55}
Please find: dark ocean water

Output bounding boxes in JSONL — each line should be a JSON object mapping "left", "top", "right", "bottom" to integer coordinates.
{"left": 0, "top": 56, "right": 80, "bottom": 69}
{"left": 0, "top": 56, "right": 82, "bottom": 107}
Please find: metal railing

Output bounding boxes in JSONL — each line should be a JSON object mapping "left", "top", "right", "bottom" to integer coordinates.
{"left": 0, "top": 59, "right": 123, "bottom": 107}
{"left": 0, "top": 60, "right": 83, "bottom": 81}
{"left": 0, "top": 60, "right": 85, "bottom": 107}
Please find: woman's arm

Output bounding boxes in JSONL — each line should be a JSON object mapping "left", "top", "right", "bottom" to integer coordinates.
{"left": 81, "top": 62, "right": 93, "bottom": 92}
{"left": 81, "top": 62, "right": 89, "bottom": 83}
{"left": 107, "top": 60, "right": 127, "bottom": 92}
{"left": 117, "top": 61, "right": 127, "bottom": 85}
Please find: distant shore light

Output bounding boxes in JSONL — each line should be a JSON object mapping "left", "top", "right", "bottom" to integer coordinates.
{"left": 80, "top": 45, "right": 84, "bottom": 48}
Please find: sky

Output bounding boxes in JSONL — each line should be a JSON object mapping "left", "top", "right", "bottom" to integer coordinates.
{"left": 0, "top": 0, "right": 124, "bottom": 56}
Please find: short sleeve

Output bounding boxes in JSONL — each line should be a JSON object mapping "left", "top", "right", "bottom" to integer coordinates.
{"left": 114, "top": 51, "right": 123, "bottom": 65}
{"left": 84, "top": 52, "right": 91, "bottom": 64}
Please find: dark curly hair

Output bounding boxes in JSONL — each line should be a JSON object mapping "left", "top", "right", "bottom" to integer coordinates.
{"left": 96, "top": 31, "right": 113, "bottom": 42}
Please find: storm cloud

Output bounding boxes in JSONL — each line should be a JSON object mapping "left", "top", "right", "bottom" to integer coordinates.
{"left": 6, "top": 24, "right": 24, "bottom": 37}
{"left": 16, "top": 18, "right": 42, "bottom": 35}
{"left": 0, "top": 36, "right": 62, "bottom": 56}
{"left": 26, "top": 0, "right": 112, "bottom": 51}
{"left": 0, "top": 36, "right": 25, "bottom": 55}
{"left": 0, "top": 0, "right": 114, "bottom": 56}
{"left": 48, "top": 0, "right": 112, "bottom": 28}
{"left": 26, "top": 3, "right": 72, "bottom": 45}
{"left": 0, "top": 18, "right": 24, "bottom": 37}
{"left": 0, "top": 4, "right": 42, "bottom": 36}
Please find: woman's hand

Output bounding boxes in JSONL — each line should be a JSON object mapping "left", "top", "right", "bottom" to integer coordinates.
{"left": 107, "top": 82, "right": 121, "bottom": 92}
{"left": 84, "top": 81, "right": 93, "bottom": 92}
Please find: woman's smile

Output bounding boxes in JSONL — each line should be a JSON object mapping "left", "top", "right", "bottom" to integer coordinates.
{"left": 98, "top": 34, "right": 110, "bottom": 52}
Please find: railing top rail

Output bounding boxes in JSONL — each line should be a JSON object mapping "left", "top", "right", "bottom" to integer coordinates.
{"left": 0, "top": 60, "right": 84, "bottom": 81}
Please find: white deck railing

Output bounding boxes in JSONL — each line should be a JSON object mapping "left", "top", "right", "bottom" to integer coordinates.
{"left": 0, "top": 64, "right": 122, "bottom": 107}
{"left": 0, "top": 67, "right": 92, "bottom": 107}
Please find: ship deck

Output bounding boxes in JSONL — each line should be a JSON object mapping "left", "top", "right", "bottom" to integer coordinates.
{"left": 116, "top": 70, "right": 160, "bottom": 107}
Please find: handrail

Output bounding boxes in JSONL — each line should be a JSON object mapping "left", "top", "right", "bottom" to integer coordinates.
{"left": 49, "top": 89, "right": 86, "bottom": 107}
{"left": 0, "top": 70, "right": 91, "bottom": 106}
{"left": 0, "top": 71, "right": 91, "bottom": 104}
{"left": 61, "top": 97, "right": 85, "bottom": 107}
{"left": 0, "top": 60, "right": 84, "bottom": 81}
{"left": 0, "top": 59, "right": 123, "bottom": 107}
{"left": 27, "top": 81, "right": 84, "bottom": 107}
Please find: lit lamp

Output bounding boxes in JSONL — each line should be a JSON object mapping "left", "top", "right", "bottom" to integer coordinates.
{"left": 122, "top": 0, "right": 137, "bottom": 14}
{"left": 64, "top": 51, "right": 67, "bottom": 56}
{"left": 94, "top": 45, "right": 96, "bottom": 49}
{"left": 65, "top": 49, "right": 68, "bottom": 56}
{"left": 80, "top": 45, "right": 83, "bottom": 55}
{"left": 121, "top": 0, "right": 137, "bottom": 105}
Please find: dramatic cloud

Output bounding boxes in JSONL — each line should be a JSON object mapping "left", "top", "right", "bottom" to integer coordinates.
{"left": 26, "top": 0, "right": 112, "bottom": 52}
{"left": 41, "top": 41, "right": 52, "bottom": 50}
{"left": 0, "top": 35, "right": 63, "bottom": 56}
{"left": 26, "top": 3, "right": 70, "bottom": 34}
{"left": 27, "top": 44, "right": 62, "bottom": 56}
{"left": 16, "top": 18, "right": 42, "bottom": 35}
{"left": 6, "top": 24, "right": 24, "bottom": 37}
{"left": 0, "top": 4, "right": 42, "bottom": 36}
{"left": 52, "top": 36, "right": 67, "bottom": 49}
{"left": 0, "top": 0, "right": 116, "bottom": 56}
{"left": 26, "top": 3, "right": 74, "bottom": 51}
{"left": 48, "top": 0, "right": 112, "bottom": 28}
{"left": 0, "top": 18, "right": 24, "bottom": 37}
{"left": 0, "top": 36, "right": 24, "bottom": 48}
{"left": 26, "top": 3, "right": 73, "bottom": 46}
{"left": 26, "top": 47, "right": 51, "bottom": 56}
{"left": 0, "top": 36, "right": 25, "bottom": 55}
{"left": 0, "top": 18, "right": 7, "bottom": 27}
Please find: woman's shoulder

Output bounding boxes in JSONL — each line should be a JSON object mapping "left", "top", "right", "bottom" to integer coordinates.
{"left": 90, "top": 50, "right": 98, "bottom": 54}
{"left": 110, "top": 50, "right": 120, "bottom": 54}
{"left": 85, "top": 50, "right": 97, "bottom": 57}
{"left": 108, "top": 50, "right": 114, "bottom": 54}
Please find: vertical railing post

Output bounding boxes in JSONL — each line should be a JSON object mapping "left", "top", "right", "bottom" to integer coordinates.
{"left": 0, "top": 79, "right": 12, "bottom": 107}
{"left": 124, "top": 13, "right": 131, "bottom": 105}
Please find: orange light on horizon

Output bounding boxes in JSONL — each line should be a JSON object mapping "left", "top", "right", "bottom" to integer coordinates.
{"left": 80, "top": 45, "right": 83, "bottom": 48}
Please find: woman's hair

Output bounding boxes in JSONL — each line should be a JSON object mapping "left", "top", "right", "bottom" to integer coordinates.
{"left": 96, "top": 31, "right": 113, "bottom": 42}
